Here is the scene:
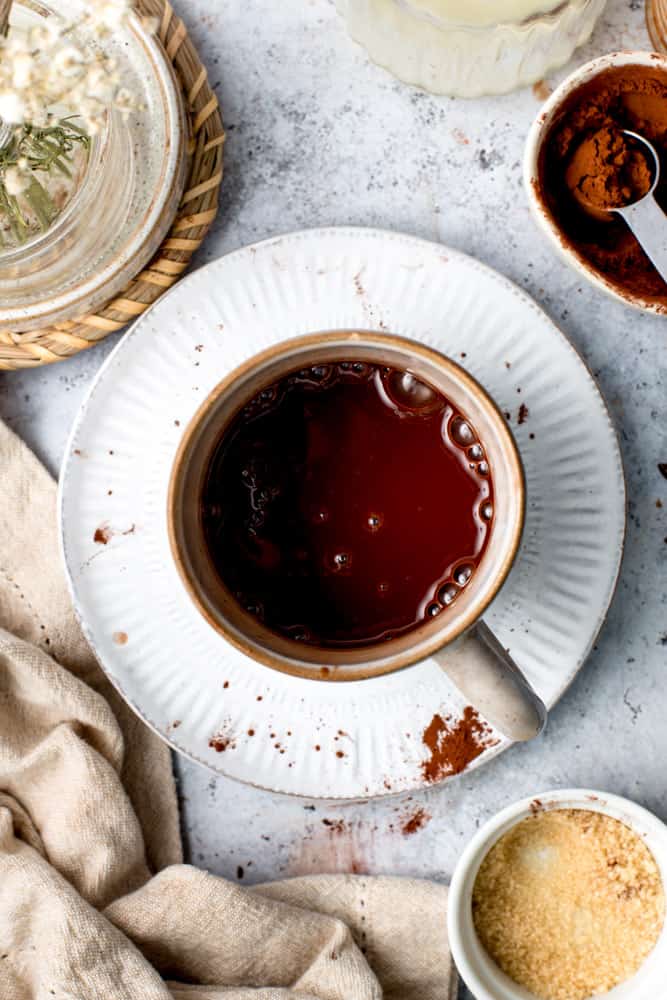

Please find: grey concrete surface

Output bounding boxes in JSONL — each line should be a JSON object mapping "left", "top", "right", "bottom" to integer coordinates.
{"left": 1, "top": 2, "right": 665, "bottom": 994}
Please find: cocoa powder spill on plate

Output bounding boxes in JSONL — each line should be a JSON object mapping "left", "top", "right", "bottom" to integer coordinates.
{"left": 421, "top": 706, "right": 496, "bottom": 783}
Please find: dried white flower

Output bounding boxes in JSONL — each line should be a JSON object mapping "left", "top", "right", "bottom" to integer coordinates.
{"left": 0, "top": 0, "right": 148, "bottom": 137}
{"left": 91, "top": 0, "right": 133, "bottom": 32}
{"left": 28, "top": 21, "right": 61, "bottom": 49}
{"left": 0, "top": 90, "right": 25, "bottom": 124}
{"left": 5, "top": 36, "right": 30, "bottom": 58}
{"left": 11, "top": 53, "right": 34, "bottom": 90}
{"left": 4, "top": 165, "right": 30, "bottom": 195}
{"left": 84, "top": 65, "right": 116, "bottom": 102}
{"left": 52, "top": 45, "right": 86, "bottom": 80}
{"left": 29, "top": 106, "right": 50, "bottom": 129}
{"left": 76, "top": 96, "right": 104, "bottom": 130}
{"left": 114, "top": 87, "right": 135, "bottom": 118}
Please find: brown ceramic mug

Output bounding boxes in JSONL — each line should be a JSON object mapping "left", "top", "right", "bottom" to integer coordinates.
{"left": 168, "top": 332, "right": 546, "bottom": 741}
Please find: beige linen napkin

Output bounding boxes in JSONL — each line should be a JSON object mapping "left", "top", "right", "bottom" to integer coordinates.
{"left": 0, "top": 420, "right": 456, "bottom": 1000}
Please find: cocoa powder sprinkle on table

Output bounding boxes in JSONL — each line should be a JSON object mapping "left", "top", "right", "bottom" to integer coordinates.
{"left": 401, "top": 807, "right": 431, "bottom": 836}
{"left": 322, "top": 818, "right": 346, "bottom": 834}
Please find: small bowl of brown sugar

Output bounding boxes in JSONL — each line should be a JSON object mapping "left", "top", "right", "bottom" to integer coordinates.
{"left": 524, "top": 51, "right": 667, "bottom": 313}
{"left": 448, "top": 789, "right": 667, "bottom": 999}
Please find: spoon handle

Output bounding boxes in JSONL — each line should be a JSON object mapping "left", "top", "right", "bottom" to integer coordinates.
{"left": 433, "top": 620, "right": 547, "bottom": 743}
{"left": 618, "top": 194, "right": 667, "bottom": 284}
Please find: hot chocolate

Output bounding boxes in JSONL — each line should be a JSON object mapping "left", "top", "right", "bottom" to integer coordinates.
{"left": 200, "top": 361, "right": 494, "bottom": 649}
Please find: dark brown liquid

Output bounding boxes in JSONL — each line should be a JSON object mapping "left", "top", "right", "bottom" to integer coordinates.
{"left": 200, "top": 362, "right": 494, "bottom": 649}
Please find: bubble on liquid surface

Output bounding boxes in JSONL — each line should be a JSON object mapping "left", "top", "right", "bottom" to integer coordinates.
{"left": 333, "top": 552, "right": 351, "bottom": 571}
{"left": 454, "top": 564, "right": 474, "bottom": 587}
{"left": 313, "top": 509, "right": 329, "bottom": 524}
{"left": 427, "top": 602, "right": 441, "bottom": 617}
{"left": 377, "top": 581, "right": 390, "bottom": 593}
{"left": 450, "top": 417, "right": 475, "bottom": 447}
{"left": 310, "top": 365, "right": 331, "bottom": 380}
{"left": 366, "top": 512, "right": 384, "bottom": 532}
{"left": 385, "top": 370, "right": 440, "bottom": 413}
{"left": 438, "top": 583, "right": 459, "bottom": 605}
{"left": 481, "top": 502, "right": 493, "bottom": 521}
{"left": 468, "top": 444, "right": 483, "bottom": 460}
{"left": 477, "top": 461, "right": 489, "bottom": 476}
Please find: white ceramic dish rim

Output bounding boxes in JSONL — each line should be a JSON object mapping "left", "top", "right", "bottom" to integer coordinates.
{"left": 0, "top": 9, "right": 185, "bottom": 326}
{"left": 58, "top": 226, "right": 626, "bottom": 800}
{"left": 523, "top": 50, "right": 667, "bottom": 316}
{"left": 448, "top": 788, "right": 667, "bottom": 1000}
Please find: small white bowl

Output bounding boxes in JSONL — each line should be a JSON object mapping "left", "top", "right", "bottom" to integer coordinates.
{"left": 448, "top": 788, "right": 667, "bottom": 999}
{"left": 524, "top": 51, "right": 667, "bottom": 315}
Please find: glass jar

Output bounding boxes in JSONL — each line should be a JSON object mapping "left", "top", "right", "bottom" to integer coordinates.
{"left": 0, "top": 112, "right": 134, "bottom": 317}
{"left": 336, "top": 0, "right": 607, "bottom": 97}
{"left": 0, "top": 0, "right": 187, "bottom": 332}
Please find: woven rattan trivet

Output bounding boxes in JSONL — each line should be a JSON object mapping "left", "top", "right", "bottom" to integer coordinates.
{"left": 0, "top": 0, "right": 224, "bottom": 371}
{"left": 647, "top": 0, "right": 667, "bottom": 53}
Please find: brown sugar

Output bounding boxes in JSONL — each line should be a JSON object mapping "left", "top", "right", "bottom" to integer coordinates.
{"left": 472, "top": 809, "right": 665, "bottom": 1000}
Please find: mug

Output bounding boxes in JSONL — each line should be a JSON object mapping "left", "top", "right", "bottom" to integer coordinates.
{"left": 168, "top": 331, "right": 546, "bottom": 741}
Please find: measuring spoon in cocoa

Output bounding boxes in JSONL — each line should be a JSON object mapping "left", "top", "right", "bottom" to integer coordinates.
{"left": 580, "top": 130, "right": 667, "bottom": 283}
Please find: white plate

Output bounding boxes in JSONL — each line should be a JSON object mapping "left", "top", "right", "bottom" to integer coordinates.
{"left": 59, "top": 228, "right": 625, "bottom": 800}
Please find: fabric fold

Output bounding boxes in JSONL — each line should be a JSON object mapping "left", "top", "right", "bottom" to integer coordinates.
{"left": 0, "top": 418, "right": 456, "bottom": 999}
{"left": 0, "top": 421, "right": 182, "bottom": 874}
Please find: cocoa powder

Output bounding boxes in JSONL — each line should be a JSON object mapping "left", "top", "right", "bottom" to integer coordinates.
{"left": 401, "top": 807, "right": 431, "bottom": 835}
{"left": 565, "top": 126, "right": 652, "bottom": 212}
{"left": 421, "top": 706, "right": 494, "bottom": 783}
{"left": 538, "top": 65, "right": 667, "bottom": 306}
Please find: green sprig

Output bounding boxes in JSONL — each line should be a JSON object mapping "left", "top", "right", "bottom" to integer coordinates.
{"left": 0, "top": 118, "right": 90, "bottom": 245}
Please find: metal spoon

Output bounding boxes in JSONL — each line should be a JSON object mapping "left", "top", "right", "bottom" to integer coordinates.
{"left": 588, "top": 130, "right": 667, "bottom": 283}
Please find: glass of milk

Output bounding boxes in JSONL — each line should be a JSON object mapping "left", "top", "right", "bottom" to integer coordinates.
{"left": 335, "top": 0, "right": 607, "bottom": 97}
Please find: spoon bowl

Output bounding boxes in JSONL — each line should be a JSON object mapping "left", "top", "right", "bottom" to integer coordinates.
{"left": 574, "top": 128, "right": 667, "bottom": 282}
